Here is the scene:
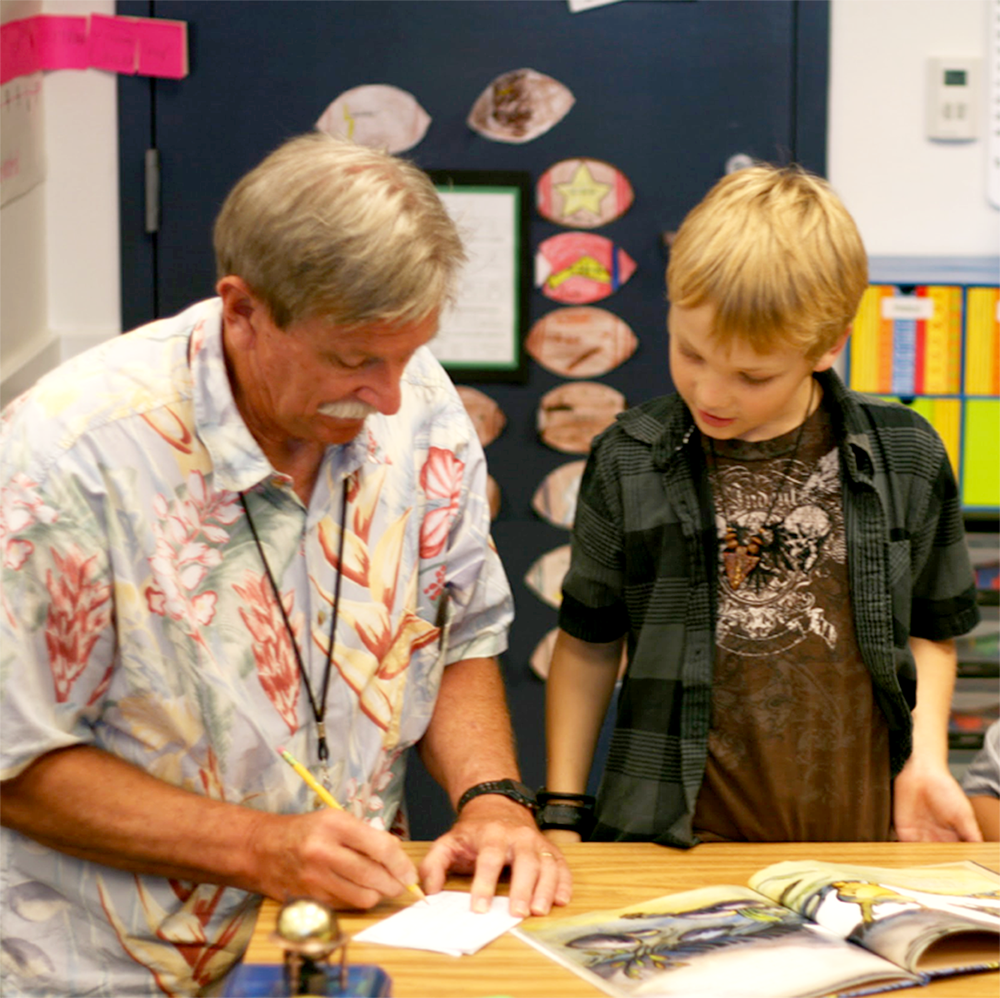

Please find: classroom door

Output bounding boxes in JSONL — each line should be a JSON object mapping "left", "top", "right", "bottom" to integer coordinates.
{"left": 117, "top": 0, "right": 829, "bottom": 836}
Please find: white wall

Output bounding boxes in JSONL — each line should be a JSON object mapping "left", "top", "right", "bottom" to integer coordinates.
{"left": 0, "top": 0, "right": 996, "bottom": 405}
{"left": 0, "top": 0, "right": 118, "bottom": 405}
{"left": 43, "top": 0, "right": 120, "bottom": 358}
{"left": 0, "top": 0, "right": 51, "bottom": 403}
{"left": 829, "top": 0, "right": 997, "bottom": 257}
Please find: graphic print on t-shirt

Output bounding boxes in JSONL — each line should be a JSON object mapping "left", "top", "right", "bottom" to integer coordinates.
{"left": 713, "top": 444, "right": 845, "bottom": 657}
{"left": 698, "top": 408, "right": 892, "bottom": 842}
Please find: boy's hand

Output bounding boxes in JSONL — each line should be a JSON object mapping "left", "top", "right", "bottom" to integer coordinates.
{"left": 892, "top": 756, "right": 982, "bottom": 842}
{"left": 542, "top": 828, "right": 582, "bottom": 848}
{"left": 898, "top": 637, "right": 981, "bottom": 841}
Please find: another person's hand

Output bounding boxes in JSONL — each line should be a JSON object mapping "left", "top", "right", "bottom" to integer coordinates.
{"left": 542, "top": 828, "right": 582, "bottom": 848}
{"left": 893, "top": 756, "right": 983, "bottom": 842}
{"left": 967, "top": 795, "right": 1000, "bottom": 841}
{"left": 419, "top": 796, "right": 573, "bottom": 917}
{"left": 249, "top": 807, "right": 421, "bottom": 909}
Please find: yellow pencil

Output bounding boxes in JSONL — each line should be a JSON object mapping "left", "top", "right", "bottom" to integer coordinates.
{"left": 277, "top": 746, "right": 428, "bottom": 903}
{"left": 279, "top": 746, "right": 341, "bottom": 809}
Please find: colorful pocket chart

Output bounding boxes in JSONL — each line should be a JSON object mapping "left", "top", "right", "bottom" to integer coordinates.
{"left": 849, "top": 285, "right": 963, "bottom": 395}
{"left": 963, "top": 400, "right": 1000, "bottom": 508}
{"left": 965, "top": 287, "right": 1000, "bottom": 396}
{"left": 849, "top": 282, "right": 999, "bottom": 511}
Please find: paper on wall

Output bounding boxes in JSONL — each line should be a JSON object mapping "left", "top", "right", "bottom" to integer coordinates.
{"left": 568, "top": 0, "right": 626, "bottom": 11}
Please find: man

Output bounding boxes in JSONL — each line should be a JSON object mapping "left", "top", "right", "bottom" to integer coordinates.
{"left": 0, "top": 134, "right": 569, "bottom": 997}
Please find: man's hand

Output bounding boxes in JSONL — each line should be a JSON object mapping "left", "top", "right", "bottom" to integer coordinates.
{"left": 419, "top": 796, "right": 572, "bottom": 918}
{"left": 415, "top": 656, "right": 573, "bottom": 916}
{"left": 893, "top": 756, "right": 982, "bottom": 842}
{"left": 0, "top": 745, "right": 421, "bottom": 910}
{"left": 248, "top": 807, "right": 422, "bottom": 909}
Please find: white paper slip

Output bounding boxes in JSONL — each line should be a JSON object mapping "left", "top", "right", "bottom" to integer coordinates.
{"left": 353, "top": 890, "right": 523, "bottom": 957}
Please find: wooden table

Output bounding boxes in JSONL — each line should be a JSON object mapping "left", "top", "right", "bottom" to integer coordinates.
{"left": 245, "top": 841, "right": 1000, "bottom": 998}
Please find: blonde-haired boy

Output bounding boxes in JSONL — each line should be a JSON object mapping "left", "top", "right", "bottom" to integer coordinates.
{"left": 542, "top": 165, "right": 982, "bottom": 846}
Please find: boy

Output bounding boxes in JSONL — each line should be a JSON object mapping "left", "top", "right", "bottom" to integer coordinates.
{"left": 541, "top": 165, "right": 982, "bottom": 846}
{"left": 963, "top": 719, "right": 999, "bottom": 840}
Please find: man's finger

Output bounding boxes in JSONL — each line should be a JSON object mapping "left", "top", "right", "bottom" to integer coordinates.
{"left": 468, "top": 841, "right": 508, "bottom": 914}
{"left": 508, "top": 846, "right": 556, "bottom": 917}
{"left": 417, "top": 836, "right": 459, "bottom": 895}
{"left": 552, "top": 853, "right": 573, "bottom": 907}
{"left": 530, "top": 848, "right": 567, "bottom": 915}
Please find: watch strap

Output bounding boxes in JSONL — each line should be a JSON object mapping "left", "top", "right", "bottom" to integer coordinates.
{"left": 536, "top": 789, "right": 595, "bottom": 808}
{"left": 536, "top": 801, "right": 596, "bottom": 838}
{"left": 535, "top": 787, "right": 596, "bottom": 838}
{"left": 456, "top": 779, "right": 537, "bottom": 813}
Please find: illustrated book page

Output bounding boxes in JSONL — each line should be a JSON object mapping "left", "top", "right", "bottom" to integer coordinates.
{"left": 747, "top": 860, "right": 1000, "bottom": 976}
{"left": 514, "top": 884, "right": 919, "bottom": 998}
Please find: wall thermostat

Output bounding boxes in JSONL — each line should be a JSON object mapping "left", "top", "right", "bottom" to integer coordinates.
{"left": 926, "top": 56, "right": 980, "bottom": 141}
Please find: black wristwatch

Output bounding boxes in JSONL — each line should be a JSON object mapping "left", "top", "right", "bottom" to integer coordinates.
{"left": 456, "top": 779, "right": 537, "bottom": 814}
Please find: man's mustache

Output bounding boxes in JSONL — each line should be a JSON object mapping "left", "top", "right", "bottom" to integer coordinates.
{"left": 317, "top": 400, "right": 378, "bottom": 419}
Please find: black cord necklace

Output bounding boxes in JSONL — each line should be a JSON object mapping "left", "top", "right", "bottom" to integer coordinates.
{"left": 708, "top": 379, "right": 814, "bottom": 590}
{"left": 239, "top": 477, "right": 348, "bottom": 776}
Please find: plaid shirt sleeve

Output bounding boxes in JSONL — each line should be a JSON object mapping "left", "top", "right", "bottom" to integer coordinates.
{"left": 559, "top": 432, "right": 630, "bottom": 643}
{"left": 907, "top": 438, "right": 981, "bottom": 641}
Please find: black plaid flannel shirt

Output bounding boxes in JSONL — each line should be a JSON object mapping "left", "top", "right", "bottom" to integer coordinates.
{"left": 559, "top": 369, "right": 981, "bottom": 846}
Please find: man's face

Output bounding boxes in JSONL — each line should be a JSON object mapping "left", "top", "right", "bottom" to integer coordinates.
{"left": 668, "top": 303, "right": 840, "bottom": 442}
{"left": 236, "top": 302, "right": 438, "bottom": 448}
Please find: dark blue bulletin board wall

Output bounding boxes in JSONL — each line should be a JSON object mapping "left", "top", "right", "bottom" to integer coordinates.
{"left": 118, "top": 0, "right": 829, "bottom": 838}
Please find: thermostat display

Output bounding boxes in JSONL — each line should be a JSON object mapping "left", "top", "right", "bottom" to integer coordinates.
{"left": 926, "top": 56, "right": 980, "bottom": 142}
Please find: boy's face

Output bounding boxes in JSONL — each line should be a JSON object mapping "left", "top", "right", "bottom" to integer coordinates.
{"left": 668, "top": 303, "right": 845, "bottom": 442}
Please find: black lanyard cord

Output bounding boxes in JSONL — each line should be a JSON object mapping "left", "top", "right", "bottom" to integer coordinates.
{"left": 238, "top": 476, "right": 349, "bottom": 765}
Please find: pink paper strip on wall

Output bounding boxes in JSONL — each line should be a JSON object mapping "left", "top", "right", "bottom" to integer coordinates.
{"left": 134, "top": 19, "right": 188, "bottom": 80}
{"left": 36, "top": 15, "right": 89, "bottom": 71}
{"left": 87, "top": 13, "right": 138, "bottom": 75}
{"left": 0, "top": 13, "right": 188, "bottom": 83}
{"left": 0, "top": 18, "right": 41, "bottom": 85}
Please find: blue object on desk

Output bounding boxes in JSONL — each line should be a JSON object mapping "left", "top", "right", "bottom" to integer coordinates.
{"left": 224, "top": 962, "right": 392, "bottom": 997}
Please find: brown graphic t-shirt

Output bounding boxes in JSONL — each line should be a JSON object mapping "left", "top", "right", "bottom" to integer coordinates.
{"left": 693, "top": 399, "right": 892, "bottom": 842}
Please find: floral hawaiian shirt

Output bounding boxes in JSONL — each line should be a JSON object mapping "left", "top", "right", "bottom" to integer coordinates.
{"left": 0, "top": 298, "right": 513, "bottom": 997}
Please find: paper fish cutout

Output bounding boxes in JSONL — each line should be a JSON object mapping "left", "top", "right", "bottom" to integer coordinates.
{"left": 530, "top": 628, "right": 560, "bottom": 680}
{"left": 526, "top": 307, "right": 638, "bottom": 378}
{"left": 316, "top": 84, "right": 431, "bottom": 153}
{"left": 532, "top": 460, "right": 586, "bottom": 529}
{"left": 536, "top": 158, "right": 634, "bottom": 229}
{"left": 455, "top": 386, "right": 506, "bottom": 447}
{"left": 486, "top": 475, "right": 501, "bottom": 521}
{"left": 524, "top": 545, "right": 572, "bottom": 608}
{"left": 536, "top": 233, "right": 636, "bottom": 305}
{"left": 467, "top": 68, "right": 575, "bottom": 144}
{"left": 529, "top": 626, "right": 628, "bottom": 681}
{"left": 537, "top": 382, "right": 625, "bottom": 454}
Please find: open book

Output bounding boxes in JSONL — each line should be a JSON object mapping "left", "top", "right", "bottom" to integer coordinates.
{"left": 514, "top": 860, "right": 1000, "bottom": 998}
